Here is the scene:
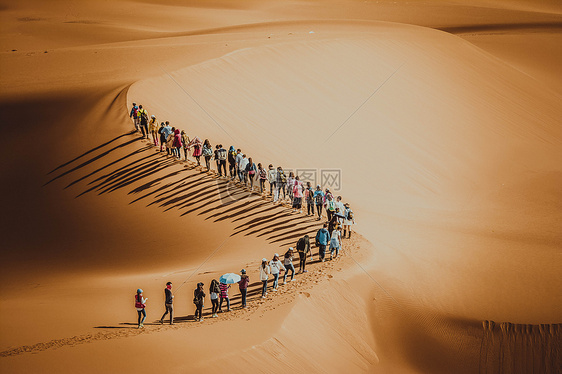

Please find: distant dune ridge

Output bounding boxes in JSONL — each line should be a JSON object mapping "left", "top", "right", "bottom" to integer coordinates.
{"left": 1, "top": 0, "right": 561, "bottom": 373}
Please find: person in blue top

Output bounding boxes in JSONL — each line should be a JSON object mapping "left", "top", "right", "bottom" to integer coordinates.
{"left": 315, "top": 223, "right": 330, "bottom": 262}
{"left": 312, "top": 185, "right": 325, "bottom": 221}
{"left": 129, "top": 102, "right": 139, "bottom": 132}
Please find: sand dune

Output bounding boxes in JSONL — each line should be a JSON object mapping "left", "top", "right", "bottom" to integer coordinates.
{"left": 1, "top": 0, "right": 561, "bottom": 373}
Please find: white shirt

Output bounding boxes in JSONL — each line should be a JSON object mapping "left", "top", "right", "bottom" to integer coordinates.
{"left": 269, "top": 260, "right": 286, "bottom": 275}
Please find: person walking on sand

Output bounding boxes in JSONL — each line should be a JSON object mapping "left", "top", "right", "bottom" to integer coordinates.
{"left": 209, "top": 279, "right": 220, "bottom": 318}
{"left": 283, "top": 247, "right": 295, "bottom": 284}
{"left": 335, "top": 196, "right": 345, "bottom": 225}
{"left": 235, "top": 149, "right": 243, "bottom": 182}
{"left": 134, "top": 288, "right": 147, "bottom": 329}
{"left": 287, "top": 171, "right": 295, "bottom": 203}
{"left": 296, "top": 235, "right": 311, "bottom": 273}
{"left": 181, "top": 130, "right": 190, "bottom": 161}
{"left": 315, "top": 223, "right": 329, "bottom": 262}
{"left": 328, "top": 212, "right": 339, "bottom": 237}
{"left": 239, "top": 154, "right": 249, "bottom": 186}
{"left": 188, "top": 136, "right": 203, "bottom": 166}
{"left": 342, "top": 203, "right": 355, "bottom": 239}
{"left": 313, "top": 185, "right": 324, "bottom": 220}
{"left": 275, "top": 166, "right": 287, "bottom": 203}
{"left": 329, "top": 226, "right": 342, "bottom": 260}
{"left": 159, "top": 282, "right": 174, "bottom": 325}
{"left": 246, "top": 157, "right": 257, "bottom": 190}
{"left": 149, "top": 115, "right": 159, "bottom": 146}
{"left": 269, "top": 253, "right": 286, "bottom": 291}
{"left": 129, "top": 102, "right": 139, "bottom": 131}
{"left": 137, "top": 105, "right": 149, "bottom": 139}
{"left": 214, "top": 145, "right": 221, "bottom": 173}
{"left": 267, "top": 164, "right": 277, "bottom": 197}
{"left": 166, "top": 127, "right": 176, "bottom": 157}
{"left": 292, "top": 176, "right": 303, "bottom": 214}
{"left": 305, "top": 182, "right": 315, "bottom": 217}
{"left": 228, "top": 146, "right": 237, "bottom": 179}
{"left": 193, "top": 282, "right": 205, "bottom": 322}
{"left": 173, "top": 128, "right": 182, "bottom": 160}
{"left": 202, "top": 139, "right": 213, "bottom": 172}
{"left": 259, "top": 258, "right": 271, "bottom": 298}
{"left": 257, "top": 163, "right": 267, "bottom": 194}
{"left": 158, "top": 122, "right": 168, "bottom": 152}
{"left": 216, "top": 144, "right": 227, "bottom": 177}
{"left": 325, "top": 192, "right": 336, "bottom": 222}
{"left": 238, "top": 269, "right": 250, "bottom": 308}
{"left": 218, "top": 280, "right": 231, "bottom": 312}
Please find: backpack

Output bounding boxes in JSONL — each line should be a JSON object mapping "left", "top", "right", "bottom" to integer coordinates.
{"left": 202, "top": 146, "right": 213, "bottom": 157}
{"left": 296, "top": 237, "right": 305, "bottom": 252}
{"left": 346, "top": 210, "right": 354, "bottom": 220}
{"left": 217, "top": 148, "right": 227, "bottom": 161}
{"left": 315, "top": 192, "right": 323, "bottom": 205}
{"left": 259, "top": 168, "right": 267, "bottom": 179}
{"left": 279, "top": 171, "right": 287, "bottom": 183}
{"left": 139, "top": 110, "right": 148, "bottom": 125}
{"left": 158, "top": 126, "right": 165, "bottom": 135}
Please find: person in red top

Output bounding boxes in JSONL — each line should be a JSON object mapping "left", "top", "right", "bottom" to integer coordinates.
{"left": 218, "top": 281, "right": 231, "bottom": 312}
{"left": 238, "top": 269, "right": 250, "bottom": 308}
{"left": 134, "top": 288, "right": 147, "bottom": 329}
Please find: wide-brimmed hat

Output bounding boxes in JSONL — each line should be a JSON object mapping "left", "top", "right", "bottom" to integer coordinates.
{"left": 241, "top": 269, "right": 246, "bottom": 274}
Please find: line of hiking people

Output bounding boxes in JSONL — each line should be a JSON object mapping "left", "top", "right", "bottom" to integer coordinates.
{"left": 130, "top": 102, "right": 356, "bottom": 327}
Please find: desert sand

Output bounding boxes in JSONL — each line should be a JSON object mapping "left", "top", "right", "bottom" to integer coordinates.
{"left": 0, "top": 0, "right": 561, "bottom": 373}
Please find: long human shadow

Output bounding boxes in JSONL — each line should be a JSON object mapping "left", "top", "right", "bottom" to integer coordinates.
{"left": 65, "top": 146, "right": 152, "bottom": 189}
{"left": 160, "top": 179, "right": 231, "bottom": 212}
{"left": 178, "top": 186, "right": 254, "bottom": 216}
{"left": 238, "top": 215, "right": 311, "bottom": 237}
{"left": 149, "top": 176, "right": 222, "bottom": 211}
{"left": 128, "top": 172, "right": 200, "bottom": 204}
{"left": 47, "top": 130, "right": 135, "bottom": 175}
{"left": 44, "top": 136, "right": 143, "bottom": 186}
{"left": 210, "top": 200, "right": 270, "bottom": 222}
{"left": 195, "top": 191, "right": 263, "bottom": 217}
{"left": 147, "top": 174, "right": 214, "bottom": 207}
{"left": 99, "top": 159, "right": 177, "bottom": 195}
{"left": 77, "top": 155, "right": 168, "bottom": 197}
{"left": 267, "top": 223, "right": 323, "bottom": 244}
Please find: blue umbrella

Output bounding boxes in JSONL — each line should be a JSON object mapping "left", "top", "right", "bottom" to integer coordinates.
{"left": 219, "top": 273, "right": 241, "bottom": 284}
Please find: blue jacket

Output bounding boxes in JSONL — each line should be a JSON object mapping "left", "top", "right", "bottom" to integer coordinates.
{"left": 315, "top": 228, "right": 329, "bottom": 246}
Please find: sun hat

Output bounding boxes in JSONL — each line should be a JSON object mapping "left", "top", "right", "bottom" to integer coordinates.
{"left": 241, "top": 269, "right": 246, "bottom": 274}
{"left": 151, "top": 115, "right": 155, "bottom": 118}
{"left": 262, "top": 258, "right": 267, "bottom": 262}
{"left": 274, "top": 253, "right": 279, "bottom": 257}
{"left": 137, "top": 288, "right": 143, "bottom": 293}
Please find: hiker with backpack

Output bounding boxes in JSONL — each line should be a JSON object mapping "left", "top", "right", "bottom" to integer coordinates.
{"left": 159, "top": 282, "right": 174, "bottom": 325}
{"left": 149, "top": 115, "right": 159, "bottom": 146}
{"left": 283, "top": 248, "right": 295, "bottom": 284}
{"left": 259, "top": 258, "right": 271, "bottom": 298}
{"left": 129, "top": 102, "right": 139, "bottom": 132}
{"left": 275, "top": 166, "right": 287, "bottom": 203}
{"left": 269, "top": 253, "right": 286, "bottom": 291}
{"left": 315, "top": 223, "right": 330, "bottom": 262}
{"left": 305, "top": 182, "right": 315, "bottom": 217}
{"left": 246, "top": 157, "right": 257, "bottom": 190}
{"left": 227, "top": 146, "right": 237, "bottom": 179}
{"left": 181, "top": 130, "right": 190, "bottom": 161}
{"left": 257, "top": 163, "right": 267, "bottom": 194}
{"left": 202, "top": 139, "right": 213, "bottom": 172}
{"left": 267, "top": 164, "right": 277, "bottom": 197}
{"left": 137, "top": 105, "right": 149, "bottom": 139}
{"left": 209, "top": 279, "right": 220, "bottom": 318}
{"left": 166, "top": 127, "right": 176, "bottom": 157}
{"left": 292, "top": 176, "right": 303, "bottom": 213}
{"left": 209, "top": 279, "right": 221, "bottom": 318}
{"left": 328, "top": 212, "right": 338, "bottom": 237}
{"left": 216, "top": 144, "right": 227, "bottom": 177}
{"left": 313, "top": 185, "right": 325, "bottom": 220}
{"left": 193, "top": 282, "right": 205, "bottom": 322}
{"left": 187, "top": 136, "right": 203, "bottom": 166}
{"left": 342, "top": 203, "right": 355, "bottom": 239}
{"left": 296, "top": 235, "right": 311, "bottom": 273}
{"left": 238, "top": 269, "right": 250, "bottom": 308}
{"left": 158, "top": 122, "right": 168, "bottom": 152}
{"left": 134, "top": 288, "right": 148, "bottom": 329}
